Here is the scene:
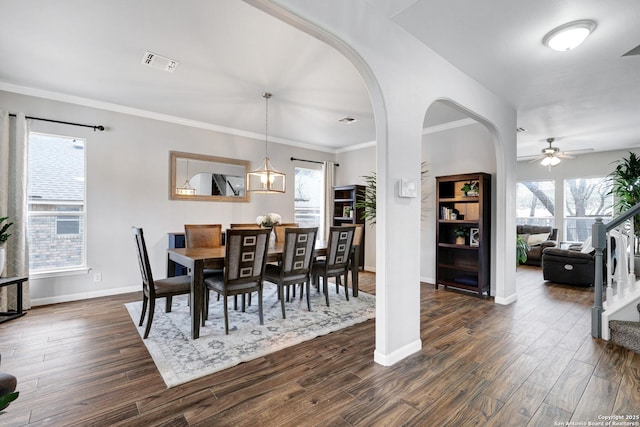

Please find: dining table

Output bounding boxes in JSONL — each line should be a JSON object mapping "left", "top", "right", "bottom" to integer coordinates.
{"left": 167, "top": 240, "right": 361, "bottom": 339}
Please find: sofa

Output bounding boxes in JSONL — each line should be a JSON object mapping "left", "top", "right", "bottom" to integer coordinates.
{"left": 517, "top": 225, "right": 558, "bottom": 266}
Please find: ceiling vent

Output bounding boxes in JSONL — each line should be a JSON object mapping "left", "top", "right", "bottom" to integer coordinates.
{"left": 142, "top": 51, "right": 179, "bottom": 72}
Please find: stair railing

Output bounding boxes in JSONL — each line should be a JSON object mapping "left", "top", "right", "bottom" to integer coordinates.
{"left": 592, "top": 201, "right": 640, "bottom": 337}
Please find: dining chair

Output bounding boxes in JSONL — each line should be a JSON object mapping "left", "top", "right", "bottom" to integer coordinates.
{"left": 230, "top": 223, "right": 261, "bottom": 229}
{"left": 184, "top": 224, "right": 224, "bottom": 322}
{"left": 311, "top": 226, "right": 355, "bottom": 307}
{"left": 273, "top": 223, "right": 299, "bottom": 243}
{"left": 132, "top": 227, "right": 191, "bottom": 339}
{"left": 203, "top": 228, "right": 271, "bottom": 334}
{"left": 264, "top": 227, "right": 318, "bottom": 318}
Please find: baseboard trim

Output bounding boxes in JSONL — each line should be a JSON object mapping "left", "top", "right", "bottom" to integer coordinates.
{"left": 494, "top": 293, "right": 517, "bottom": 305}
{"left": 31, "top": 285, "right": 139, "bottom": 306}
{"left": 374, "top": 339, "right": 422, "bottom": 366}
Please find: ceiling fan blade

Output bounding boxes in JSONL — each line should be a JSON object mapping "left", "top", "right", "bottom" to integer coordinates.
{"left": 562, "top": 148, "right": 594, "bottom": 155}
{"left": 557, "top": 153, "right": 576, "bottom": 159}
{"left": 527, "top": 156, "right": 544, "bottom": 164}
{"left": 517, "top": 154, "right": 543, "bottom": 162}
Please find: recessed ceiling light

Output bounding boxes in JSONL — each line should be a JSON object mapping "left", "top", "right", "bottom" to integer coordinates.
{"left": 142, "top": 51, "right": 179, "bottom": 72}
{"left": 338, "top": 116, "right": 357, "bottom": 124}
{"left": 543, "top": 20, "right": 596, "bottom": 51}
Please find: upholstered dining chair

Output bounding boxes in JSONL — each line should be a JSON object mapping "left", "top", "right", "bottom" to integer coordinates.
{"left": 132, "top": 227, "right": 191, "bottom": 339}
{"left": 264, "top": 227, "right": 318, "bottom": 318}
{"left": 311, "top": 226, "right": 355, "bottom": 307}
{"left": 273, "top": 223, "right": 299, "bottom": 243}
{"left": 203, "top": 228, "right": 270, "bottom": 334}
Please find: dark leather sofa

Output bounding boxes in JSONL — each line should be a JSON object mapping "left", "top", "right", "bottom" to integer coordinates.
{"left": 0, "top": 355, "right": 17, "bottom": 412}
{"left": 542, "top": 246, "right": 595, "bottom": 286}
{"left": 517, "top": 225, "right": 558, "bottom": 266}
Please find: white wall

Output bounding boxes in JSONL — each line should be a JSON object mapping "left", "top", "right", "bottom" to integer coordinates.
{"left": 517, "top": 148, "right": 640, "bottom": 241}
{"left": 0, "top": 90, "right": 336, "bottom": 305}
{"left": 336, "top": 143, "right": 376, "bottom": 271}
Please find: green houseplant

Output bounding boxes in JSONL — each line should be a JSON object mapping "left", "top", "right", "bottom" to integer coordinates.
{"left": 461, "top": 180, "right": 479, "bottom": 197}
{"left": 453, "top": 226, "right": 468, "bottom": 245}
{"left": 516, "top": 235, "right": 530, "bottom": 266}
{"left": 609, "top": 152, "right": 640, "bottom": 249}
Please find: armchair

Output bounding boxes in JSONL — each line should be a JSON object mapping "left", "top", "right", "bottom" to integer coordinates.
{"left": 516, "top": 225, "right": 558, "bottom": 266}
{"left": 541, "top": 238, "right": 595, "bottom": 286}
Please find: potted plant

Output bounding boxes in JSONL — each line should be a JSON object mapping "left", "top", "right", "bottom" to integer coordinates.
{"left": 609, "top": 152, "right": 640, "bottom": 248}
{"left": 0, "top": 217, "right": 13, "bottom": 277}
{"left": 453, "top": 226, "right": 468, "bottom": 245}
{"left": 461, "top": 181, "right": 479, "bottom": 197}
{"left": 516, "top": 235, "right": 530, "bottom": 267}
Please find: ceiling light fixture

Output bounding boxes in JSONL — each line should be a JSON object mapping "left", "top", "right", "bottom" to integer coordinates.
{"left": 543, "top": 20, "right": 596, "bottom": 51}
{"left": 247, "top": 92, "right": 286, "bottom": 194}
{"left": 540, "top": 155, "right": 561, "bottom": 167}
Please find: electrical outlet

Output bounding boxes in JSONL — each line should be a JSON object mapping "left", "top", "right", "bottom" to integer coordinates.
{"left": 93, "top": 273, "right": 102, "bottom": 283}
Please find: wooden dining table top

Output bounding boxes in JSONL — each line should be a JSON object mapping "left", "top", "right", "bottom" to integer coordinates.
{"left": 167, "top": 241, "right": 329, "bottom": 262}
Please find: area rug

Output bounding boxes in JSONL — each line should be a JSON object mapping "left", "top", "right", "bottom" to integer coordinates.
{"left": 125, "top": 285, "right": 376, "bottom": 388}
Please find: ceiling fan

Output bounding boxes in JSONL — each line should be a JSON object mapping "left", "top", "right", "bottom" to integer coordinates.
{"left": 520, "top": 138, "right": 593, "bottom": 167}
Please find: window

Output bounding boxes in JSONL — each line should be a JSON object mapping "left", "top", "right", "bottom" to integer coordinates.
{"left": 564, "top": 177, "right": 613, "bottom": 242}
{"left": 294, "top": 166, "right": 323, "bottom": 236}
{"left": 516, "top": 180, "right": 555, "bottom": 227}
{"left": 27, "top": 133, "right": 86, "bottom": 273}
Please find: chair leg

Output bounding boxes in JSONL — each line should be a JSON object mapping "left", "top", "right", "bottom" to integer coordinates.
{"left": 258, "top": 287, "right": 264, "bottom": 325}
{"left": 223, "top": 293, "right": 230, "bottom": 335}
{"left": 343, "top": 273, "right": 349, "bottom": 301}
{"left": 202, "top": 289, "right": 209, "bottom": 326}
{"left": 165, "top": 295, "right": 173, "bottom": 312}
{"left": 139, "top": 295, "right": 148, "bottom": 327}
{"left": 280, "top": 284, "right": 286, "bottom": 319}
{"left": 324, "top": 275, "right": 330, "bottom": 307}
{"left": 143, "top": 298, "right": 155, "bottom": 339}
{"left": 305, "top": 281, "right": 311, "bottom": 311}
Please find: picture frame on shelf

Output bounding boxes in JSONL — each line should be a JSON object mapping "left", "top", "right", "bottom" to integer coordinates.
{"left": 470, "top": 228, "right": 480, "bottom": 247}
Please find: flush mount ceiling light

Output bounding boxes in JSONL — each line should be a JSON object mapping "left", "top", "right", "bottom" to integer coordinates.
{"left": 543, "top": 20, "right": 596, "bottom": 51}
{"left": 247, "top": 92, "right": 286, "bottom": 194}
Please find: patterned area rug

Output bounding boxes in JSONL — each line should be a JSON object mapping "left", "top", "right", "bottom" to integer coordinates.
{"left": 125, "top": 285, "right": 376, "bottom": 388}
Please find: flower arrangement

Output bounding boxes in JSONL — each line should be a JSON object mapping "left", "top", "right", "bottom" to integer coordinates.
{"left": 256, "top": 213, "right": 282, "bottom": 228}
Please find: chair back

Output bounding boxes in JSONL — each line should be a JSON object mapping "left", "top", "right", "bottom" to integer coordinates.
{"left": 230, "top": 223, "right": 261, "bottom": 229}
{"left": 274, "top": 223, "right": 299, "bottom": 243}
{"left": 132, "top": 227, "right": 154, "bottom": 295}
{"left": 184, "top": 224, "right": 223, "bottom": 248}
{"left": 281, "top": 227, "right": 318, "bottom": 276}
{"left": 343, "top": 223, "right": 364, "bottom": 247}
{"left": 224, "top": 228, "right": 271, "bottom": 287}
{"left": 326, "top": 226, "right": 355, "bottom": 269}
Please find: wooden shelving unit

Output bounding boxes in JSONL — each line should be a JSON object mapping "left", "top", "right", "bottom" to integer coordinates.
{"left": 435, "top": 173, "right": 491, "bottom": 297}
{"left": 333, "top": 184, "right": 365, "bottom": 268}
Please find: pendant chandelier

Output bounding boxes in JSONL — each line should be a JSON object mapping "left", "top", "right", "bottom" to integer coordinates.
{"left": 176, "top": 159, "right": 196, "bottom": 195}
{"left": 247, "top": 92, "right": 286, "bottom": 193}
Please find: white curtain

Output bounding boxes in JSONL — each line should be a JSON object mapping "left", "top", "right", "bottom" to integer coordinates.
{"left": 322, "top": 161, "right": 336, "bottom": 240}
{"left": 0, "top": 110, "right": 30, "bottom": 311}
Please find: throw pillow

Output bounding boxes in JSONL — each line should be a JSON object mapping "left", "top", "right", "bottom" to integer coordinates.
{"left": 517, "top": 233, "right": 530, "bottom": 243}
{"left": 580, "top": 237, "right": 594, "bottom": 254}
{"left": 527, "top": 232, "right": 549, "bottom": 246}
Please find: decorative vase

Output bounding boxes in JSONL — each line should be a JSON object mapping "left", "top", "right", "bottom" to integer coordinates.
{"left": 269, "top": 230, "right": 276, "bottom": 249}
{"left": 455, "top": 236, "right": 465, "bottom": 245}
{"left": 0, "top": 246, "right": 5, "bottom": 277}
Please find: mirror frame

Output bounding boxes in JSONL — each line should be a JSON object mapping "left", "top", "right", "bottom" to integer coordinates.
{"left": 169, "top": 151, "right": 250, "bottom": 202}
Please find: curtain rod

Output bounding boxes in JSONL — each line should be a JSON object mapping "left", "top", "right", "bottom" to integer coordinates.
{"left": 9, "top": 113, "right": 105, "bottom": 132}
{"left": 290, "top": 157, "right": 339, "bottom": 167}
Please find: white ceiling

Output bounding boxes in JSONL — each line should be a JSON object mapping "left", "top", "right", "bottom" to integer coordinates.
{"left": 1, "top": 1, "right": 639, "bottom": 158}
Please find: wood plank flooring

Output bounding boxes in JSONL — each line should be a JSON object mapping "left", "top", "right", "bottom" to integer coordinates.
{"left": 1, "top": 266, "right": 639, "bottom": 426}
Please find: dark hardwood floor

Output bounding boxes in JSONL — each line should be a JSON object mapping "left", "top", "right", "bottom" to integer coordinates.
{"left": 1, "top": 266, "right": 639, "bottom": 426}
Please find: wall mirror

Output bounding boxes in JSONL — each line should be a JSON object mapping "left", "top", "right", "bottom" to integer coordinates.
{"left": 169, "top": 151, "right": 250, "bottom": 202}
